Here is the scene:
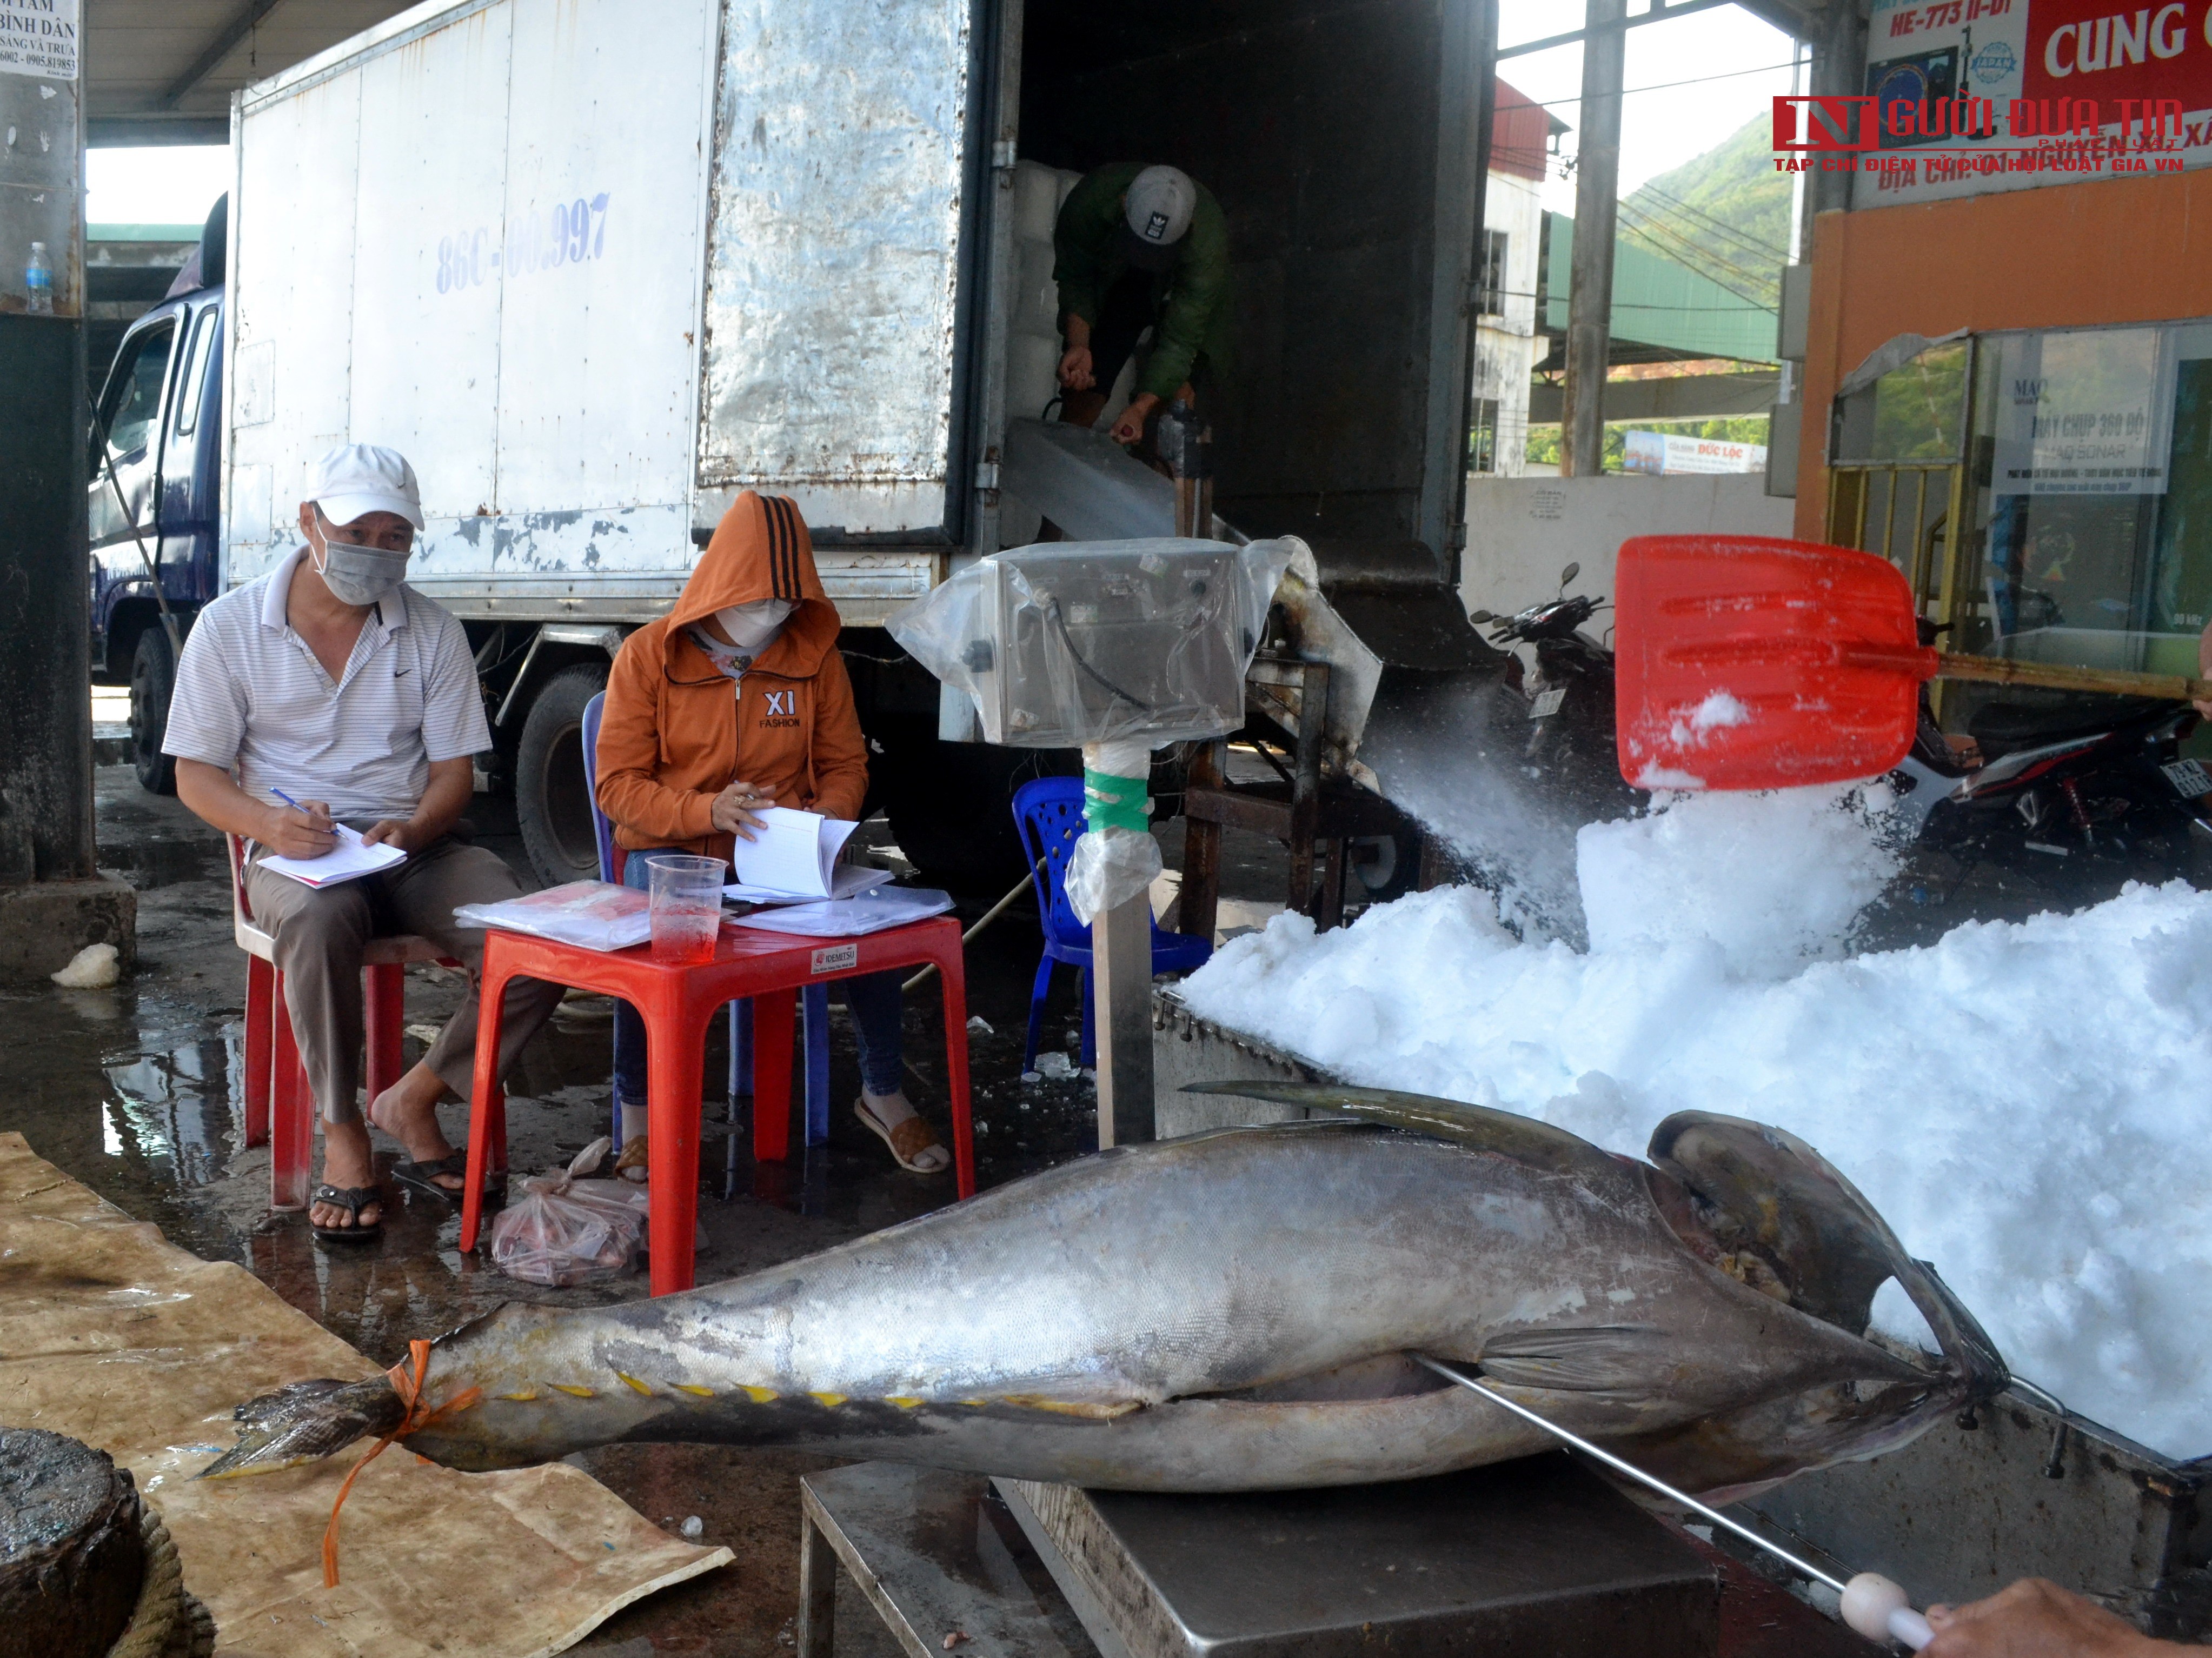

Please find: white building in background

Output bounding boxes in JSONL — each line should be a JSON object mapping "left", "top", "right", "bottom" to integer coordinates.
{"left": 1470, "top": 79, "right": 1560, "bottom": 479}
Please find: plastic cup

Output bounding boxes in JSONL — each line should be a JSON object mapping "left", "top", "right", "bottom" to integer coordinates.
{"left": 645, "top": 855, "right": 726, "bottom": 964}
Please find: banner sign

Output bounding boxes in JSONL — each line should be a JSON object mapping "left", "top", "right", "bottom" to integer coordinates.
{"left": 1623, "top": 431, "right": 1769, "bottom": 475}
{"left": 1771, "top": 0, "right": 2212, "bottom": 205}
{"left": 0, "top": 0, "right": 77, "bottom": 80}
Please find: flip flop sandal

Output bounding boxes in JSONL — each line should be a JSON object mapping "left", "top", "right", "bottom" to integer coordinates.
{"left": 614, "top": 1136, "right": 650, "bottom": 1184}
{"left": 391, "top": 1150, "right": 499, "bottom": 1209}
{"left": 854, "top": 1098, "right": 949, "bottom": 1175}
{"left": 310, "top": 1184, "right": 384, "bottom": 1246}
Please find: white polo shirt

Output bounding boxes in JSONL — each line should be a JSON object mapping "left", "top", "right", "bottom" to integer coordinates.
{"left": 162, "top": 547, "right": 490, "bottom": 818}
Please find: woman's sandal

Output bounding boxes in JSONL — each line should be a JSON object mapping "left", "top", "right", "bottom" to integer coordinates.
{"left": 310, "top": 1184, "right": 383, "bottom": 1247}
{"left": 854, "top": 1097, "right": 949, "bottom": 1175}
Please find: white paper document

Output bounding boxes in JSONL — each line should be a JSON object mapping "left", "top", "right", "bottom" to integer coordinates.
{"left": 452, "top": 881, "right": 654, "bottom": 952}
{"left": 729, "top": 887, "right": 954, "bottom": 938}
{"left": 724, "top": 807, "right": 860, "bottom": 900}
{"left": 258, "top": 822, "right": 407, "bottom": 889}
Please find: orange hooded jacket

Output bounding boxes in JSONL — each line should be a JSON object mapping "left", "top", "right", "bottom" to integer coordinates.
{"left": 594, "top": 492, "right": 867, "bottom": 860}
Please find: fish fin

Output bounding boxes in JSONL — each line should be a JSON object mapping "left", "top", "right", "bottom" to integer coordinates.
{"left": 1475, "top": 1326, "right": 1678, "bottom": 1392}
{"left": 1650, "top": 1112, "right": 2007, "bottom": 1401}
{"left": 1179, "top": 1082, "right": 1617, "bottom": 1180}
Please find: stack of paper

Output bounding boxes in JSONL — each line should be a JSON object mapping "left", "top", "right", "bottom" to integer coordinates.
{"left": 726, "top": 807, "right": 880, "bottom": 901}
{"left": 453, "top": 881, "right": 654, "bottom": 952}
{"left": 729, "top": 887, "right": 954, "bottom": 938}
{"left": 258, "top": 822, "right": 407, "bottom": 888}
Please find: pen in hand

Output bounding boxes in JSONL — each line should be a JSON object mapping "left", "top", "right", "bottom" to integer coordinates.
{"left": 267, "top": 788, "right": 340, "bottom": 858}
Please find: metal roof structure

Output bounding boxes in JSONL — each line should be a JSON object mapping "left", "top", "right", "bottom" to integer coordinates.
{"left": 84, "top": 1, "right": 419, "bottom": 145}
{"left": 1544, "top": 210, "right": 1779, "bottom": 365}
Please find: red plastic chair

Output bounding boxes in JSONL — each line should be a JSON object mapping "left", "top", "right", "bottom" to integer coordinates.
{"left": 227, "top": 834, "right": 458, "bottom": 1211}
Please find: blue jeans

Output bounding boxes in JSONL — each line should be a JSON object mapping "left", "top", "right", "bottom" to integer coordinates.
{"left": 612, "top": 848, "right": 906, "bottom": 1109}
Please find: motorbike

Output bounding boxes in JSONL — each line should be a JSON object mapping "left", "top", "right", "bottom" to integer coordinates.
{"left": 1881, "top": 621, "right": 2210, "bottom": 913}
{"left": 1467, "top": 561, "right": 1639, "bottom": 828}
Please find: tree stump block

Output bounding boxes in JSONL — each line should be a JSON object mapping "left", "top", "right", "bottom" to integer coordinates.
{"left": 0, "top": 1427, "right": 147, "bottom": 1658}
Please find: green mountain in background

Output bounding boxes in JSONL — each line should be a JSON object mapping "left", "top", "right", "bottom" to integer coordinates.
{"left": 1617, "top": 115, "right": 1791, "bottom": 314}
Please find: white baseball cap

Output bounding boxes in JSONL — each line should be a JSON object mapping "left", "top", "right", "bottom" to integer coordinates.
{"left": 307, "top": 443, "right": 424, "bottom": 531}
{"left": 1121, "top": 165, "right": 1197, "bottom": 271}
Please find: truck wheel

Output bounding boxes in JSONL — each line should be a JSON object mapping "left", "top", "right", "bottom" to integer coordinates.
{"left": 515, "top": 662, "right": 609, "bottom": 889}
{"left": 873, "top": 723, "right": 1073, "bottom": 891}
{"left": 130, "top": 628, "right": 177, "bottom": 796}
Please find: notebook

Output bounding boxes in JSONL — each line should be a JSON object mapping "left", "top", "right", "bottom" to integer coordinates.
{"left": 728, "top": 887, "right": 954, "bottom": 938}
{"left": 724, "top": 807, "right": 862, "bottom": 901}
{"left": 725, "top": 865, "right": 894, "bottom": 905}
{"left": 257, "top": 822, "right": 408, "bottom": 889}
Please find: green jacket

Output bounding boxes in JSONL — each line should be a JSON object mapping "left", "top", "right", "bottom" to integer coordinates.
{"left": 1053, "top": 162, "right": 1233, "bottom": 401}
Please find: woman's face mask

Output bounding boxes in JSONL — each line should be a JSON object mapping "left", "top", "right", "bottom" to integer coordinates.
{"left": 715, "top": 599, "right": 795, "bottom": 651}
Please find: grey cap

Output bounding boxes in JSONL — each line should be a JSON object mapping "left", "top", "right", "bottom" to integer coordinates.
{"left": 1121, "top": 165, "right": 1197, "bottom": 271}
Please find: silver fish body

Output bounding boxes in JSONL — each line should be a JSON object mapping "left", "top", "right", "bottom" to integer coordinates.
{"left": 317, "top": 1094, "right": 2002, "bottom": 1500}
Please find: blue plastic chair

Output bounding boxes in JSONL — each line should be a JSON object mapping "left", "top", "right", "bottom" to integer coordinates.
{"left": 1011, "top": 775, "right": 1212, "bottom": 1073}
{"left": 580, "top": 693, "right": 831, "bottom": 1156}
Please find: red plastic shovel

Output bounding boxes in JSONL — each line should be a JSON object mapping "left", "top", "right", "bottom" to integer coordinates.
{"left": 1613, "top": 535, "right": 2212, "bottom": 791}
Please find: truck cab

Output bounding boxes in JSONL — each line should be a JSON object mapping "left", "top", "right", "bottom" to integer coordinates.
{"left": 90, "top": 282, "right": 225, "bottom": 794}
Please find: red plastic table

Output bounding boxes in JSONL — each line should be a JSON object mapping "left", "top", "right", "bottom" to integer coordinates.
{"left": 457, "top": 914, "right": 973, "bottom": 1294}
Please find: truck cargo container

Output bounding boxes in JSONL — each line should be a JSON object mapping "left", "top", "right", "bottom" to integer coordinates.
{"left": 91, "top": 0, "right": 1496, "bottom": 887}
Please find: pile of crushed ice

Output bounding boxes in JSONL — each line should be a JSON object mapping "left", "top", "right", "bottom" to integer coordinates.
{"left": 1176, "top": 785, "right": 2212, "bottom": 1456}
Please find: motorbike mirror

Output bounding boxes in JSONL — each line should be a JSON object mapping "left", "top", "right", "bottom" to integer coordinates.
{"left": 1559, "top": 562, "right": 1580, "bottom": 589}
{"left": 1468, "top": 609, "right": 1495, "bottom": 623}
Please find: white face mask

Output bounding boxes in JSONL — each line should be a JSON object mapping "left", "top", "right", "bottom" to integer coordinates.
{"left": 715, "top": 599, "right": 794, "bottom": 651}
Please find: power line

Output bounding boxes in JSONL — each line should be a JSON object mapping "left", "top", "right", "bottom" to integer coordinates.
{"left": 1632, "top": 179, "right": 1791, "bottom": 262}
{"left": 1532, "top": 57, "right": 1802, "bottom": 111}
{"left": 1614, "top": 199, "right": 1781, "bottom": 307}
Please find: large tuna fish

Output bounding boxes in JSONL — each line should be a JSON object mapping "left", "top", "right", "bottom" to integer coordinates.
{"left": 203, "top": 1086, "right": 2004, "bottom": 1500}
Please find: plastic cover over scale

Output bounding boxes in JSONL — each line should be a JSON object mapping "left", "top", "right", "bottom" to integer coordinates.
{"left": 889, "top": 538, "right": 1298, "bottom": 747}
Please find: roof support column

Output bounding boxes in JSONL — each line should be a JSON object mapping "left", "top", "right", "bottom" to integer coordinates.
{"left": 0, "top": 64, "right": 136, "bottom": 980}
{"left": 1562, "top": 0, "right": 1625, "bottom": 476}
{"left": 1807, "top": 0, "right": 1865, "bottom": 219}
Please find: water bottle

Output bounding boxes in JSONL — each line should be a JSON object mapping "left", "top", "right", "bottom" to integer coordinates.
{"left": 25, "top": 242, "right": 51, "bottom": 316}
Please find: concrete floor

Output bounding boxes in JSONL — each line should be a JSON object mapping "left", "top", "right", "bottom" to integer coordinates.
{"left": 11, "top": 750, "right": 1299, "bottom": 1656}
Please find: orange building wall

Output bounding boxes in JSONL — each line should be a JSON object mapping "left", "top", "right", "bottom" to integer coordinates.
{"left": 1793, "top": 168, "right": 2212, "bottom": 542}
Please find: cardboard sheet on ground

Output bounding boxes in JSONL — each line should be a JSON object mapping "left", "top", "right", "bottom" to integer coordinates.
{"left": 0, "top": 1134, "right": 732, "bottom": 1657}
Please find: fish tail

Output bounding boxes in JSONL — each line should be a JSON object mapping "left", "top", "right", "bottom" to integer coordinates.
{"left": 197, "top": 1376, "right": 408, "bottom": 1479}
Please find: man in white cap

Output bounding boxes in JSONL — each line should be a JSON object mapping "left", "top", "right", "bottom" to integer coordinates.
{"left": 1053, "top": 162, "right": 1232, "bottom": 445}
{"left": 163, "top": 444, "right": 562, "bottom": 1245}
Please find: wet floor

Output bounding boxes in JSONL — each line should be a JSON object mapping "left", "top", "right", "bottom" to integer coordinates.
{"left": 5, "top": 755, "right": 1297, "bottom": 1656}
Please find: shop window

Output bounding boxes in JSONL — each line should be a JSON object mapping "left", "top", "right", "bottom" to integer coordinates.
{"left": 1830, "top": 321, "right": 2212, "bottom": 687}
{"left": 1831, "top": 338, "right": 1970, "bottom": 463}
{"left": 1972, "top": 322, "right": 2210, "bottom": 677}
{"left": 1470, "top": 397, "right": 1499, "bottom": 472}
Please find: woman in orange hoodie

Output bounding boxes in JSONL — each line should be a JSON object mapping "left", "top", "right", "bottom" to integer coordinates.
{"left": 594, "top": 492, "right": 949, "bottom": 1176}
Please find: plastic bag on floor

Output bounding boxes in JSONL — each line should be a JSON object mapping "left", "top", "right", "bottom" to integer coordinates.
{"left": 489, "top": 1138, "right": 651, "bottom": 1287}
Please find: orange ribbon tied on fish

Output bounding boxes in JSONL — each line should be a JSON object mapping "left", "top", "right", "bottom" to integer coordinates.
{"left": 321, "top": 1339, "right": 483, "bottom": 1587}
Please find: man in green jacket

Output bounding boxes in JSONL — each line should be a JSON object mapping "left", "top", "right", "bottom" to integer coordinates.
{"left": 1054, "top": 162, "right": 1232, "bottom": 445}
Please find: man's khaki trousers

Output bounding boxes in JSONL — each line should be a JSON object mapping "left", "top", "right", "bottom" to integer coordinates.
{"left": 246, "top": 837, "right": 564, "bottom": 1124}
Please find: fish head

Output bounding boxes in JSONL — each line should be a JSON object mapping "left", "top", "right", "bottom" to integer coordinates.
{"left": 1644, "top": 1109, "right": 2008, "bottom": 1483}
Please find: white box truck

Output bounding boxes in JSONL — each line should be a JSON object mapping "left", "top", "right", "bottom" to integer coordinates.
{"left": 209, "top": 0, "right": 1494, "bottom": 885}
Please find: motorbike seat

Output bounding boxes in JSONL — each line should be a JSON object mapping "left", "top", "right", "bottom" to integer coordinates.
{"left": 1966, "top": 697, "right": 2171, "bottom": 757}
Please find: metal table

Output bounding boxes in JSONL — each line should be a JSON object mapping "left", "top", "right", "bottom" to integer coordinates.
{"left": 800, "top": 1456, "right": 1735, "bottom": 1658}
